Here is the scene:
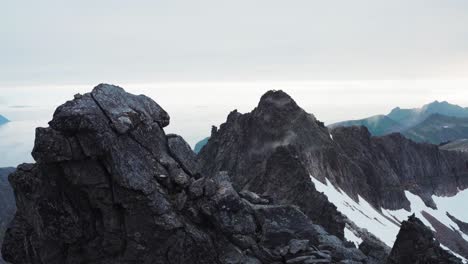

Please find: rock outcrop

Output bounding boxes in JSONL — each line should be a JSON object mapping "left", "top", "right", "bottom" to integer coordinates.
{"left": 387, "top": 215, "right": 462, "bottom": 264}
{"left": 0, "top": 167, "right": 15, "bottom": 264}
{"left": 2, "top": 85, "right": 369, "bottom": 264}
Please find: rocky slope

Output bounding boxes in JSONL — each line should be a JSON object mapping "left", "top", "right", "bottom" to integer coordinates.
{"left": 2, "top": 85, "right": 371, "bottom": 264}
{"left": 387, "top": 214, "right": 462, "bottom": 264}
{"left": 0, "top": 167, "right": 15, "bottom": 264}
{"left": 331, "top": 126, "right": 468, "bottom": 210}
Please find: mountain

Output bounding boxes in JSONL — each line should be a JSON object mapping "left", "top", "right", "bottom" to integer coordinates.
{"left": 0, "top": 167, "right": 15, "bottom": 264}
{"left": 331, "top": 101, "right": 468, "bottom": 145}
{"left": 1, "top": 85, "right": 371, "bottom": 264}
{"left": 0, "top": 115, "right": 9, "bottom": 126}
{"left": 329, "top": 115, "right": 402, "bottom": 136}
{"left": 2, "top": 85, "right": 465, "bottom": 263}
{"left": 199, "top": 90, "right": 468, "bottom": 261}
{"left": 193, "top": 137, "right": 209, "bottom": 153}
{"left": 402, "top": 114, "right": 468, "bottom": 144}
{"left": 388, "top": 100, "right": 468, "bottom": 128}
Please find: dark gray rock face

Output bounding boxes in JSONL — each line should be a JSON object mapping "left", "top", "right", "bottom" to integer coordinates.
{"left": 0, "top": 167, "right": 15, "bottom": 264}
{"left": 198, "top": 90, "right": 360, "bottom": 239}
{"left": 1, "top": 85, "right": 369, "bottom": 264}
{"left": 421, "top": 211, "right": 468, "bottom": 259}
{"left": 387, "top": 215, "right": 462, "bottom": 264}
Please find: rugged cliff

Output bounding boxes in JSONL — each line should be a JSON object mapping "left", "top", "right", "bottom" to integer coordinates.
{"left": 2, "top": 85, "right": 369, "bottom": 264}
{"left": 331, "top": 126, "right": 468, "bottom": 210}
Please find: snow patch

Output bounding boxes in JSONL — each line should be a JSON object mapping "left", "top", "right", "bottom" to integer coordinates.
{"left": 310, "top": 175, "right": 468, "bottom": 251}
{"left": 310, "top": 176, "right": 401, "bottom": 246}
{"left": 344, "top": 227, "right": 362, "bottom": 247}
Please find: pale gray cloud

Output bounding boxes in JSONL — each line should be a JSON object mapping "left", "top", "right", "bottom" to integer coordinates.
{"left": 1, "top": 0, "right": 468, "bottom": 85}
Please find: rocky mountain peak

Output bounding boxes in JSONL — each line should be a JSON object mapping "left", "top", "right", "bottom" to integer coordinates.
{"left": 256, "top": 90, "right": 298, "bottom": 111}
{"left": 200, "top": 89, "right": 468, "bottom": 260}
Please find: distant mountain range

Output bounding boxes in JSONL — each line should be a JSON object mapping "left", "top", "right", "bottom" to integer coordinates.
{"left": 0, "top": 115, "right": 9, "bottom": 126}
{"left": 330, "top": 101, "right": 468, "bottom": 144}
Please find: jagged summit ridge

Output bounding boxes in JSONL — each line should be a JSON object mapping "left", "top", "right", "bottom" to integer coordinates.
{"left": 199, "top": 89, "right": 468, "bottom": 260}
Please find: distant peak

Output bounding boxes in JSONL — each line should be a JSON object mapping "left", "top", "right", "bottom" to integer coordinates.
{"left": 425, "top": 100, "right": 451, "bottom": 107}
{"left": 389, "top": 106, "right": 401, "bottom": 113}
{"left": 257, "top": 90, "right": 298, "bottom": 110}
{"left": 0, "top": 114, "right": 9, "bottom": 124}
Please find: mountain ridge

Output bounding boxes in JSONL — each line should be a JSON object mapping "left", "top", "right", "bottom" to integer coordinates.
{"left": 199, "top": 90, "right": 468, "bottom": 260}
{"left": 1, "top": 85, "right": 465, "bottom": 263}
{"left": 1, "top": 85, "right": 371, "bottom": 264}
{"left": 331, "top": 101, "right": 468, "bottom": 144}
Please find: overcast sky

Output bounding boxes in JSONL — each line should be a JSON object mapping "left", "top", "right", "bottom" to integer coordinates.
{"left": 2, "top": 0, "right": 468, "bottom": 85}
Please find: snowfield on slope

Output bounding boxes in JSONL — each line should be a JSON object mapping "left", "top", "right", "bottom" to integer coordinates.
{"left": 310, "top": 175, "right": 468, "bottom": 262}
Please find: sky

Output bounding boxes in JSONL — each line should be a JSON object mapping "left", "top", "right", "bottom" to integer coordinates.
{"left": 1, "top": 0, "right": 468, "bottom": 85}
